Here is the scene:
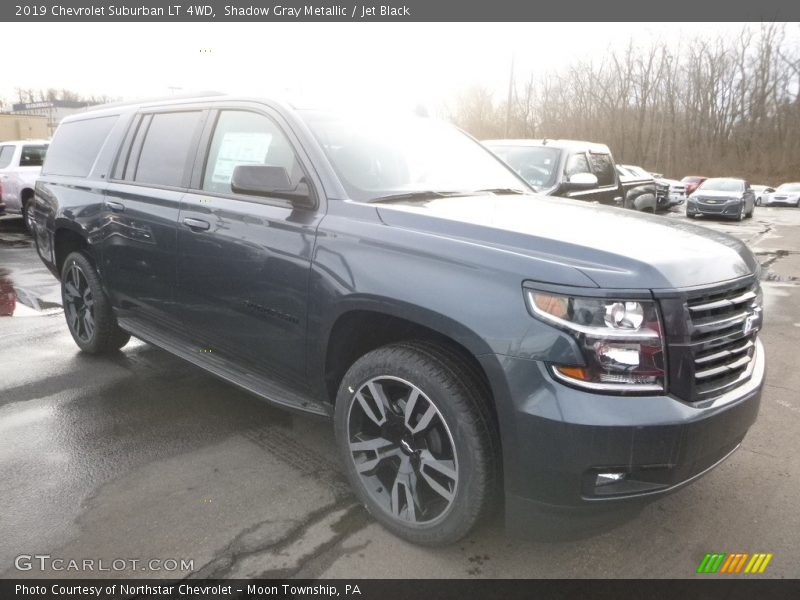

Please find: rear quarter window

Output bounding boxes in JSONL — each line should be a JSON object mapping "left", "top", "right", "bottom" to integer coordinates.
{"left": 43, "top": 116, "right": 118, "bottom": 177}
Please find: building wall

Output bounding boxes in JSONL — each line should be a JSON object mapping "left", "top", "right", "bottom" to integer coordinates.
{"left": 11, "top": 100, "right": 94, "bottom": 134}
{"left": 0, "top": 114, "right": 49, "bottom": 141}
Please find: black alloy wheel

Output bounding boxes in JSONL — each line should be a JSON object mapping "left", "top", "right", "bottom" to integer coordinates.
{"left": 61, "top": 251, "right": 130, "bottom": 353}
{"left": 346, "top": 375, "right": 459, "bottom": 526}
{"left": 335, "top": 342, "right": 496, "bottom": 546}
{"left": 22, "top": 201, "right": 34, "bottom": 233}
{"left": 63, "top": 261, "right": 95, "bottom": 344}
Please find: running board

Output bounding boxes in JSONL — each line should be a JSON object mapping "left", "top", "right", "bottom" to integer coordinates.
{"left": 118, "top": 317, "right": 330, "bottom": 418}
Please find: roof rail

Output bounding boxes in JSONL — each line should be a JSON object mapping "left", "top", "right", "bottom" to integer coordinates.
{"left": 91, "top": 91, "right": 226, "bottom": 110}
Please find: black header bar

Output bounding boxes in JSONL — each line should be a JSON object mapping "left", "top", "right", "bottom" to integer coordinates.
{"left": 3, "top": 0, "right": 800, "bottom": 22}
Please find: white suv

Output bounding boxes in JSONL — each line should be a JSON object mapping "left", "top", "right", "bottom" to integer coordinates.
{"left": 0, "top": 139, "right": 49, "bottom": 229}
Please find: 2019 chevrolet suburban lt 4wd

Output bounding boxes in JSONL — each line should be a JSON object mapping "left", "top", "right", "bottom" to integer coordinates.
{"left": 32, "top": 96, "right": 765, "bottom": 546}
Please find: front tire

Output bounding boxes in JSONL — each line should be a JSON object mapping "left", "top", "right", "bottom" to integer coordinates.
{"left": 21, "top": 200, "right": 34, "bottom": 233}
{"left": 61, "top": 251, "right": 130, "bottom": 353}
{"left": 334, "top": 342, "right": 495, "bottom": 546}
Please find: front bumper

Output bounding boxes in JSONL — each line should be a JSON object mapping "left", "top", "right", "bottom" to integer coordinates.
{"left": 481, "top": 338, "right": 764, "bottom": 526}
{"left": 764, "top": 197, "right": 798, "bottom": 206}
{"left": 687, "top": 199, "right": 743, "bottom": 217}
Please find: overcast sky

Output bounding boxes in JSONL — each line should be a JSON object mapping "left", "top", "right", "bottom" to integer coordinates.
{"left": 0, "top": 22, "right": 787, "bottom": 112}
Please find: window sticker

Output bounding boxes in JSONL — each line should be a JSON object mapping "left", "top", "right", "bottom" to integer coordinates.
{"left": 211, "top": 132, "right": 273, "bottom": 184}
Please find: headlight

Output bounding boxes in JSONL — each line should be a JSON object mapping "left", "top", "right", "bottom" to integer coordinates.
{"left": 525, "top": 290, "right": 666, "bottom": 393}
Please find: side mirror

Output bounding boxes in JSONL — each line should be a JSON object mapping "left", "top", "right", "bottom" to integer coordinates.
{"left": 231, "top": 165, "right": 314, "bottom": 208}
{"left": 563, "top": 172, "right": 598, "bottom": 191}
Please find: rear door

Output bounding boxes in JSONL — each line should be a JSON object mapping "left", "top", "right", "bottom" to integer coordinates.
{"left": 176, "top": 105, "right": 323, "bottom": 387}
{"left": 102, "top": 108, "right": 207, "bottom": 328}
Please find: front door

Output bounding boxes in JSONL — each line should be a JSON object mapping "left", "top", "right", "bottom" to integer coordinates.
{"left": 176, "top": 108, "right": 323, "bottom": 387}
{"left": 564, "top": 151, "right": 622, "bottom": 206}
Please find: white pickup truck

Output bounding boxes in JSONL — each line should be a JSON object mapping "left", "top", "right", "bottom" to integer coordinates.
{"left": 0, "top": 139, "right": 49, "bottom": 229}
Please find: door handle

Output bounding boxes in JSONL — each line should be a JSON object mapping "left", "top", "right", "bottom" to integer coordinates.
{"left": 105, "top": 200, "right": 125, "bottom": 212}
{"left": 183, "top": 217, "right": 210, "bottom": 231}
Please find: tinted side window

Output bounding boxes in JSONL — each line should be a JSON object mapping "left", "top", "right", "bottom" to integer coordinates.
{"left": 565, "top": 152, "right": 590, "bottom": 177}
{"left": 202, "top": 110, "right": 303, "bottom": 196}
{"left": 133, "top": 111, "right": 202, "bottom": 187}
{"left": 43, "top": 116, "right": 118, "bottom": 177}
{"left": 0, "top": 145, "right": 14, "bottom": 169}
{"left": 20, "top": 145, "right": 48, "bottom": 167}
{"left": 588, "top": 153, "right": 615, "bottom": 186}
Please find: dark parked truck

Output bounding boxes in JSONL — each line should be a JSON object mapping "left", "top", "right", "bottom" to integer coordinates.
{"left": 32, "top": 96, "right": 765, "bottom": 546}
{"left": 482, "top": 139, "right": 627, "bottom": 207}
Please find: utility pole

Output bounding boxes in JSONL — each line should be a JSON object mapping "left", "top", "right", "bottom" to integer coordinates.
{"left": 504, "top": 51, "right": 515, "bottom": 138}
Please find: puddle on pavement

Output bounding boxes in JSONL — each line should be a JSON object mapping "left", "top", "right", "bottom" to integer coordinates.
{"left": 0, "top": 268, "right": 63, "bottom": 317}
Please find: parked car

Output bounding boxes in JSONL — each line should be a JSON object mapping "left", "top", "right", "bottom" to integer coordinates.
{"left": 680, "top": 175, "right": 707, "bottom": 196}
{"left": 0, "top": 139, "right": 49, "bottom": 230}
{"left": 761, "top": 182, "right": 800, "bottom": 207}
{"left": 482, "top": 139, "right": 624, "bottom": 206}
{"left": 686, "top": 178, "right": 756, "bottom": 220}
{"left": 615, "top": 165, "right": 658, "bottom": 212}
{"left": 751, "top": 185, "right": 775, "bottom": 206}
{"left": 33, "top": 96, "right": 765, "bottom": 546}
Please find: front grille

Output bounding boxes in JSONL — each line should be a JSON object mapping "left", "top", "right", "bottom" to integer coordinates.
{"left": 684, "top": 281, "right": 761, "bottom": 401}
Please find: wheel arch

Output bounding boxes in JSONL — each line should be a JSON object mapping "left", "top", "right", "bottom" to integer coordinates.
{"left": 53, "top": 222, "right": 93, "bottom": 278}
{"left": 321, "top": 303, "right": 495, "bottom": 410}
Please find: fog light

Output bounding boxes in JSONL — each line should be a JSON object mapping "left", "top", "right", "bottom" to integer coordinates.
{"left": 596, "top": 472, "right": 626, "bottom": 487}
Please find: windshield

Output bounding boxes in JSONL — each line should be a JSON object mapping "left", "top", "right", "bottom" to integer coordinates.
{"left": 777, "top": 183, "right": 800, "bottom": 192}
{"left": 681, "top": 176, "right": 704, "bottom": 184}
{"left": 485, "top": 145, "right": 561, "bottom": 190}
{"left": 300, "top": 111, "right": 528, "bottom": 202}
{"left": 697, "top": 178, "right": 744, "bottom": 192}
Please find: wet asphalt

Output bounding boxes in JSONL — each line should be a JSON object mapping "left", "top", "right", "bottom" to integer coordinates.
{"left": 1, "top": 208, "right": 799, "bottom": 579}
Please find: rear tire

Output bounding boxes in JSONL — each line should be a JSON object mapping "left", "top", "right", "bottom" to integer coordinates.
{"left": 61, "top": 251, "right": 130, "bottom": 354}
{"left": 334, "top": 342, "right": 496, "bottom": 546}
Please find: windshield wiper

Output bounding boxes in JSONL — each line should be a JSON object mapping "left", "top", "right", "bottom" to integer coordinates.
{"left": 367, "top": 191, "right": 470, "bottom": 204}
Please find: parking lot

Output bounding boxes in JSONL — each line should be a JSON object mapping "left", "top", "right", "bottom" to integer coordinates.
{"left": 1, "top": 206, "right": 799, "bottom": 579}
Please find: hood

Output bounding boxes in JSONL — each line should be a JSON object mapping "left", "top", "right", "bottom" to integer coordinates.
{"left": 375, "top": 194, "right": 758, "bottom": 290}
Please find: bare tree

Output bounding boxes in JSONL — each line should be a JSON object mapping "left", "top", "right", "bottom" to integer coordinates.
{"left": 450, "top": 24, "right": 800, "bottom": 184}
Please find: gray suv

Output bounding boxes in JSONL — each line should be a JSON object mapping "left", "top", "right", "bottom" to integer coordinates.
{"left": 32, "top": 95, "right": 765, "bottom": 545}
